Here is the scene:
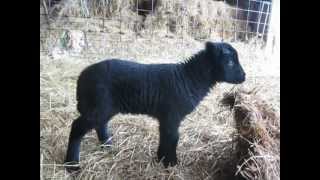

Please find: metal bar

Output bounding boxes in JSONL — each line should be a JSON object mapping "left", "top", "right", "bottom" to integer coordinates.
{"left": 245, "top": 0, "right": 252, "bottom": 40}
{"left": 262, "top": 2, "right": 271, "bottom": 37}
{"left": 256, "top": 1, "right": 264, "bottom": 35}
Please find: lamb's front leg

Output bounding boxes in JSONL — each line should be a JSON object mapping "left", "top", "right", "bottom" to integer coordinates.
{"left": 157, "top": 117, "right": 181, "bottom": 167}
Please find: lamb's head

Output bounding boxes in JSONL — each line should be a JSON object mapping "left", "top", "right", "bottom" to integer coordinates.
{"left": 205, "top": 41, "right": 246, "bottom": 84}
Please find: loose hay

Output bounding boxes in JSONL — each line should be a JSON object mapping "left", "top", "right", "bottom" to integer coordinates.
{"left": 41, "top": 12, "right": 279, "bottom": 177}
{"left": 220, "top": 88, "right": 280, "bottom": 180}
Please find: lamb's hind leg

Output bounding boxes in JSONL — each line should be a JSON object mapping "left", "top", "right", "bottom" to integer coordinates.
{"left": 64, "top": 115, "right": 95, "bottom": 172}
{"left": 95, "top": 117, "right": 113, "bottom": 147}
{"left": 94, "top": 95, "right": 114, "bottom": 147}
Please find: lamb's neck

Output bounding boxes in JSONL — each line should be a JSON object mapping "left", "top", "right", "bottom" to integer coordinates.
{"left": 178, "top": 51, "right": 217, "bottom": 100}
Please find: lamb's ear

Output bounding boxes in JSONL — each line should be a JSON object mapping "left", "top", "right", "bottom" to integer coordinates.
{"left": 205, "top": 42, "right": 220, "bottom": 55}
{"left": 205, "top": 42, "right": 215, "bottom": 51}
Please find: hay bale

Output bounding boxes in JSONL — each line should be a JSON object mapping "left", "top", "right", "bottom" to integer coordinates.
{"left": 220, "top": 88, "right": 280, "bottom": 180}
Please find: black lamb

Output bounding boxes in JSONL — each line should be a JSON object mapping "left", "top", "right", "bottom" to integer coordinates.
{"left": 64, "top": 41, "right": 246, "bottom": 172}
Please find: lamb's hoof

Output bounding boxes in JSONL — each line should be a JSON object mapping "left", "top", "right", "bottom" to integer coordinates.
{"left": 163, "top": 158, "right": 178, "bottom": 168}
{"left": 157, "top": 154, "right": 178, "bottom": 168}
{"left": 64, "top": 161, "right": 81, "bottom": 173}
{"left": 100, "top": 137, "right": 113, "bottom": 149}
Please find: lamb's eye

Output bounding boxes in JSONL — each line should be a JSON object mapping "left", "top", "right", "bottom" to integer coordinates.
{"left": 228, "top": 60, "right": 234, "bottom": 67}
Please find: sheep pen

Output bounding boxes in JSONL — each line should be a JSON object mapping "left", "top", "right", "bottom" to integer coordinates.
{"left": 40, "top": 0, "right": 279, "bottom": 179}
